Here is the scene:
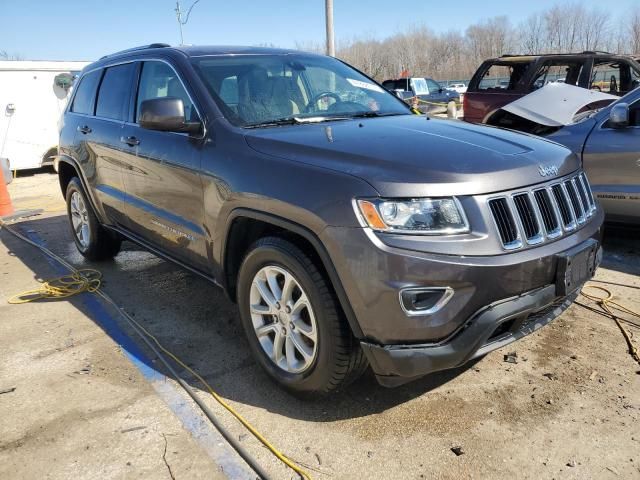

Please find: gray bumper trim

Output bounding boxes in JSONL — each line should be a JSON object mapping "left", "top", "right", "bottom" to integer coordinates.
{"left": 361, "top": 284, "right": 578, "bottom": 387}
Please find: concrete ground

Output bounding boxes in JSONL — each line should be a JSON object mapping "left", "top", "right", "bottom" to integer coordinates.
{"left": 1, "top": 170, "right": 639, "bottom": 480}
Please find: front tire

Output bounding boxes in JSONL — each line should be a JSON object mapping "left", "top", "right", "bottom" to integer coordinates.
{"left": 237, "top": 236, "right": 367, "bottom": 395}
{"left": 65, "top": 177, "right": 121, "bottom": 261}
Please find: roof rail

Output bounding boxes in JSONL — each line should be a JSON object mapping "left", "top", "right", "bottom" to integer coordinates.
{"left": 99, "top": 43, "right": 170, "bottom": 60}
{"left": 581, "top": 50, "right": 611, "bottom": 55}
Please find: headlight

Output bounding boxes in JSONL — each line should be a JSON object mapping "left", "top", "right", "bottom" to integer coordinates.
{"left": 355, "top": 197, "right": 469, "bottom": 234}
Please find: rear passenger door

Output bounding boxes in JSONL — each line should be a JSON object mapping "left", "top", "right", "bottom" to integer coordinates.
{"left": 70, "top": 63, "right": 136, "bottom": 226}
{"left": 120, "top": 60, "right": 207, "bottom": 269}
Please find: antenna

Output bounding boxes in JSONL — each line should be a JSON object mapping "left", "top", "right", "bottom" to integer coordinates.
{"left": 175, "top": 0, "right": 201, "bottom": 45}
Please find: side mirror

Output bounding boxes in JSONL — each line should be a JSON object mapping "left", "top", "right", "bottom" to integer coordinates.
{"left": 139, "top": 97, "right": 201, "bottom": 134}
{"left": 609, "top": 103, "right": 629, "bottom": 128}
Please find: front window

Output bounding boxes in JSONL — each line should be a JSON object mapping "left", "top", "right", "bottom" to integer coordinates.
{"left": 191, "top": 54, "right": 410, "bottom": 127}
{"left": 136, "top": 61, "right": 199, "bottom": 122}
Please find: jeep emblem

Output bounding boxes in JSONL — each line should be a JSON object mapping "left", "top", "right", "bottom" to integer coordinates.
{"left": 538, "top": 164, "right": 559, "bottom": 177}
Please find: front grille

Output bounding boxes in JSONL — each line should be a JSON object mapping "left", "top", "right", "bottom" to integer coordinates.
{"left": 564, "top": 180, "right": 584, "bottom": 222}
{"left": 488, "top": 198, "right": 519, "bottom": 247}
{"left": 489, "top": 171, "right": 597, "bottom": 250}
{"left": 552, "top": 184, "right": 573, "bottom": 227}
{"left": 533, "top": 189, "right": 560, "bottom": 236}
{"left": 513, "top": 193, "right": 541, "bottom": 242}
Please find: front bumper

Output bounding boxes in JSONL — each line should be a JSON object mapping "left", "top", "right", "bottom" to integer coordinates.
{"left": 361, "top": 285, "right": 577, "bottom": 386}
{"left": 320, "top": 207, "right": 603, "bottom": 386}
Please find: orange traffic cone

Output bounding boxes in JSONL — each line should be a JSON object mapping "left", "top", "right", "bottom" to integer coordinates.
{"left": 0, "top": 166, "right": 15, "bottom": 217}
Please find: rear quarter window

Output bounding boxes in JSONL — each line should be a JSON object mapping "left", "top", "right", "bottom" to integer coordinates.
{"left": 473, "top": 61, "right": 534, "bottom": 91}
{"left": 96, "top": 63, "right": 136, "bottom": 121}
{"left": 70, "top": 69, "right": 102, "bottom": 115}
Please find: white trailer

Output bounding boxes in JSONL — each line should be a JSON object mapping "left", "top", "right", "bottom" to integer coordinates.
{"left": 0, "top": 60, "right": 89, "bottom": 171}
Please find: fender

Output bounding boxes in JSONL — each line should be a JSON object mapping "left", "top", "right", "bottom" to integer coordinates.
{"left": 54, "top": 154, "right": 107, "bottom": 223}
{"left": 222, "top": 208, "right": 364, "bottom": 339}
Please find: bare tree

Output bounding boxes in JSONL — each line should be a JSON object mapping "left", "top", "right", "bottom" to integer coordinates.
{"left": 628, "top": 7, "right": 640, "bottom": 54}
{"left": 307, "top": 3, "right": 635, "bottom": 82}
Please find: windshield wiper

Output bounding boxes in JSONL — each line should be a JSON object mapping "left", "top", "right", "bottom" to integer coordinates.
{"left": 243, "top": 117, "right": 302, "bottom": 128}
{"left": 347, "top": 111, "right": 408, "bottom": 119}
{"left": 244, "top": 115, "right": 352, "bottom": 128}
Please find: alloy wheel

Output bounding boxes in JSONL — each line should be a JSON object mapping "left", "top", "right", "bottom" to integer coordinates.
{"left": 249, "top": 265, "right": 318, "bottom": 373}
{"left": 70, "top": 191, "right": 90, "bottom": 249}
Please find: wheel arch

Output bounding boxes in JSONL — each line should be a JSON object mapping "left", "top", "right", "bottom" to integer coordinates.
{"left": 56, "top": 155, "right": 103, "bottom": 222}
{"left": 221, "top": 208, "right": 364, "bottom": 339}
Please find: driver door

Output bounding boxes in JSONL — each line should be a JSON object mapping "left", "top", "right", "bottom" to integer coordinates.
{"left": 120, "top": 60, "right": 208, "bottom": 269}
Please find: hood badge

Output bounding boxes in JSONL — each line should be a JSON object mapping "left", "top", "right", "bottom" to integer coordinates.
{"left": 538, "top": 164, "right": 559, "bottom": 177}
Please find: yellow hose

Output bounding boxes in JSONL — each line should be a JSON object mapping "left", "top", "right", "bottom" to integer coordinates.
{"left": 580, "top": 283, "right": 640, "bottom": 366}
{"left": 1, "top": 220, "right": 312, "bottom": 480}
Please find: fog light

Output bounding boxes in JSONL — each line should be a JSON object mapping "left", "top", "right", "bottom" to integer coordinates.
{"left": 399, "top": 287, "right": 454, "bottom": 316}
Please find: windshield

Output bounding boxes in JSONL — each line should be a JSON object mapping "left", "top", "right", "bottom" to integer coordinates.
{"left": 191, "top": 54, "right": 410, "bottom": 127}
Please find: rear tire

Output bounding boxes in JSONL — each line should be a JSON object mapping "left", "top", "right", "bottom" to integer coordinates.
{"left": 65, "top": 177, "right": 121, "bottom": 261}
{"left": 237, "top": 236, "right": 367, "bottom": 396}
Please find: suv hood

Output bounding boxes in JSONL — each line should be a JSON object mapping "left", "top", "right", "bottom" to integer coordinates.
{"left": 244, "top": 115, "right": 580, "bottom": 197}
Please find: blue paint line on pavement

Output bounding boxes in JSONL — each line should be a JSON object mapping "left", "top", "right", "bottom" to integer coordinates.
{"left": 20, "top": 227, "right": 254, "bottom": 480}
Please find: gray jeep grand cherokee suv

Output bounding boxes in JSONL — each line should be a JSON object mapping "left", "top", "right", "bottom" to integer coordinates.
{"left": 56, "top": 44, "right": 604, "bottom": 394}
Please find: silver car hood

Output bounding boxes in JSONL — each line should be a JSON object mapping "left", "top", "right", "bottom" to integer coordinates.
{"left": 501, "top": 83, "right": 617, "bottom": 126}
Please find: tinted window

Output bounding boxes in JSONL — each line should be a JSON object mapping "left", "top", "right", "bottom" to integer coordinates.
{"left": 71, "top": 69, "right": 102, "bottom": 115}
{"left": 96, "top": 63, "right": 135, "bottom": 121}
{"left": 136, "top": 61, "right": 197, "bottom": 122}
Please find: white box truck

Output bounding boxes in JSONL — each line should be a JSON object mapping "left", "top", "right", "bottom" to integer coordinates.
{"left": 0, "top": 60, "right": 89, "bottom": 171}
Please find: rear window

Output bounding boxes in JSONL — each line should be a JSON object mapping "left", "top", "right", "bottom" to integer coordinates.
{"left": 96, "top": 63, "right": 136, "bottom": 121}
{"left": 70, "top": 69, "right": 102, "bottom": 115}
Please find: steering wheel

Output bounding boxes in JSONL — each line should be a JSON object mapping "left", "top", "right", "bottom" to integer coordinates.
{"left": 305, "top": 91, "right": 342, "bottom": 113}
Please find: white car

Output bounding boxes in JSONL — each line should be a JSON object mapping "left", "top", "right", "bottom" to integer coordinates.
{"left": 447, "top": 82, "right": 467, "bottom": 94}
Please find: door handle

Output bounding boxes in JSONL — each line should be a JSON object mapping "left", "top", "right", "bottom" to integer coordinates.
{"left": 77, "top": 125, "right": 92, "bottom": 134}
{"left": 120, "top": 136, "right": 140, "bottom": 146}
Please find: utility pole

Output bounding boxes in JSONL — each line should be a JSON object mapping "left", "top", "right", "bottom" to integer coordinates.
{"left": 325, "top": 0, "right": 335, "bottom": 57}
{"left": 175, "top": 0, "right": 201, "bottom": 45}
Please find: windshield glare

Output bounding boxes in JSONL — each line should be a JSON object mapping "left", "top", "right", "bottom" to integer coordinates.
{"left": 191, "top": 54, "right": 410, "bottom": 126}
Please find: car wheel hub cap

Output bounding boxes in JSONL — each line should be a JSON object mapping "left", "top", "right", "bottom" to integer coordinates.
{"left": 249, "top": 265, "right": 318, "bottom": 373}
{"left": 70, "top": 191, "right": 90, "bottom": 249}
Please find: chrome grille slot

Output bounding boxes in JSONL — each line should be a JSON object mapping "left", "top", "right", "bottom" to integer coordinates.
{"left": 513, "top": 193, "right": 541, "bottom": 242}
{"left": 551, "top": 184, "right": 574, "bottom": 228}
{"left": 533, "top": 189, "right": 561, "bottom": 236}
{"left": 574, "top": 177, "right": 591, "bottom": 214}
{"left": 488, "top": 172, "right": 596, "bottom": 250}
{"left": 580, "top": 173, "right": 595, "bottom": 207}
{"left": 488, "top": 198, "right": 520, "bottom": 248}
{"left": 564, "top": 180, "right": 585, "bottom": 223}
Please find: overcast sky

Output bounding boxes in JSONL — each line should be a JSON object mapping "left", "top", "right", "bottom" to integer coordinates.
{"left": 2, "top": 0, "right": 638, "bottom": 61}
